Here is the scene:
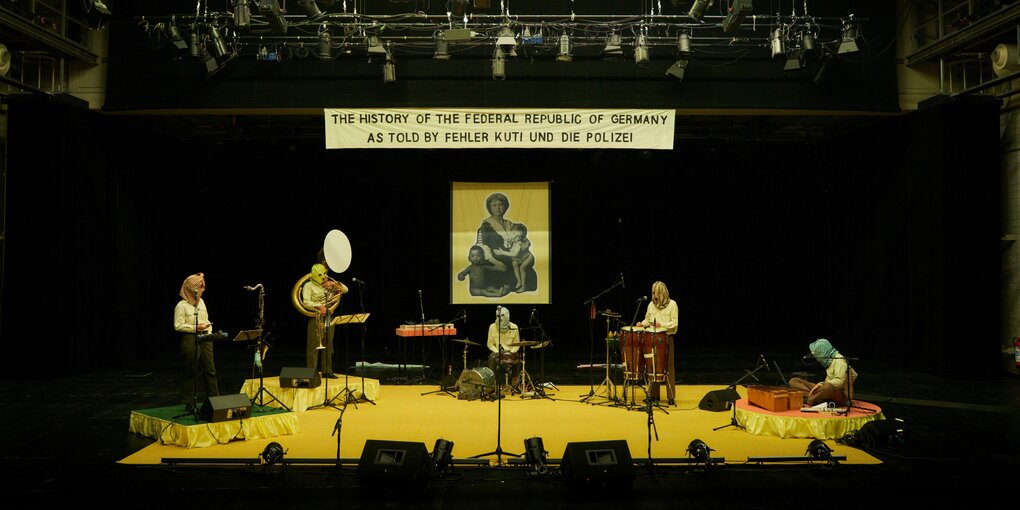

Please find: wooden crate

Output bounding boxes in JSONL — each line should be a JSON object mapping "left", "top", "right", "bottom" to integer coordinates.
{"left": 747, "top": 385, "right": 790, "bottom": 412}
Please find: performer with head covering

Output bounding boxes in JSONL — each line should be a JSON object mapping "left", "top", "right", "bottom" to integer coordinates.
{"left": 788, "top": 338, "right": 858, "bottom": 407}
{"left": 173, "top": 272, "right": 219, "bottom": 411}
{"left": 638, "top": 280, "right": 679, "bottom": 406}
{"left": 302, "top": 263, "right": 347, "bottom": 378}
{"left": 486, "top": 306, "right": 521, "bottom": 385}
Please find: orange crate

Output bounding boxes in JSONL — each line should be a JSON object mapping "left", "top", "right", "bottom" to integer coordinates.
{"left": 747, "top": 385, "right": 790, "bottom": 412}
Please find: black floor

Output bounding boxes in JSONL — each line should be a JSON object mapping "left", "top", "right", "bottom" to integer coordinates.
{"left": 3, "top": 340, "right": 1018, "bottom": 507}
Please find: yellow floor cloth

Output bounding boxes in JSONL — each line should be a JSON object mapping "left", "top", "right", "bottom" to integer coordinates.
{"left": 119, "top": 385, "right": 881, "bottom": 465}
{"left": 128, "top": 409, "right": 300, "bottom": 449}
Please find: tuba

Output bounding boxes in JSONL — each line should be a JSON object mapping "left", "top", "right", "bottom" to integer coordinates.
{"left": 293, "top": 228, "right": 353, "bottom": 318}
{"left": 291, "top": 273, "right": 347, "bottom": 318}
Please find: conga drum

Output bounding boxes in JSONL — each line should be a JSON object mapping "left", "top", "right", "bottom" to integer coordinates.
{"left": 619, "top": 326, "right": 646, "bottom": 381}
{"left": 644, "top": 328, "right": 669, "bottom": 382}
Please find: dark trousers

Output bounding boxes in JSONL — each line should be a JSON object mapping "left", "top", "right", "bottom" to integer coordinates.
{"left": 307, "top": 317, "right": 335, "bottom": 375}
{"left": 180, "top": 334, "right": 219, "bottom": 404}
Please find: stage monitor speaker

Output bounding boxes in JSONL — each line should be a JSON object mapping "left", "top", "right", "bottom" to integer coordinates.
{"left": 279, "top": 366, "right": 321, "bottom": 388}
{"left": 699, "top": 387, "right": 741, "bottom": 412}
{"left": 858, "top": 419, "right": 909, "bottom": 448}
{"left": 356, "top": 440, "right": 433, "bottom": 494}
{"left": 560, "top": 440, "right": 634, "bottom": 492}
{"left": 199, "top": 393, "right": 252, "bottom": 422}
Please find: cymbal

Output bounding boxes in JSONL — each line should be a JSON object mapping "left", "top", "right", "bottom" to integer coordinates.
{"left": 598, "top": 309, "right": 621, "bottom": 318}
{"left": 530, "top": 341, "right": 551, "bottom": 349}
{"left": 452, "top": 338, "right": 481, "bottom": 346}
{"left": 508, "top": 340, "right": 540, "bottom": 347}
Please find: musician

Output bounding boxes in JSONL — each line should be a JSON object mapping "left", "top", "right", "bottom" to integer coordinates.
{"left": 173, "top": 272, "right": 219, "bottom": 411}
{"left": 789, "top": 338, "right": 857, "bottom": 407}
{"left": 486, "top": 306, "right": 521, "bottom": 384}
{"left": 302, "top": 263, "right": 345, "bottom": 378}
{"left": 639, "top": 281, "right": 678, "bottom": 406}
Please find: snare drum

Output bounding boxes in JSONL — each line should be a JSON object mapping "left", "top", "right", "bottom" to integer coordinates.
{"left": 499, "top": 351, "right": 520, "bottom": 366}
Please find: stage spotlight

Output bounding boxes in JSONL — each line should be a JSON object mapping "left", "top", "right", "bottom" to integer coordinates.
{"left": 297, "top": 0, "right": 324, "bottom": 20}
{"left": 233, "top": 0, "right": 251, "bottom": 29}
{"left": 688, "top": 0, "right": 714, "bottom": 22}
{"left": 367, "top": 35, "right": 387, "bottom": 56}
{"left": 665, "top": 59, "right": 689, "bottom": 80}
{"left": 434, "top": 36, "right": 451, "bottom": 60}
{"left": 383, "top": 50, "right": 396, "bottom": 83}
{"left": 523, "top": 437, "right": 549, "bottom": 475}
{"left": 806, "top": 439, "right": 836, "bottom": 465}
{"left": 258, "top": 0, "right": 288, "bottom": 34}
{"left": 838, "top": 20, "right": 860, "bottom": 55}
{"left": 634, "top": 34, "right": 650, "bottom": 68}
{"left": 769, "top": 28, "right": 784, "bottom": 59}
{"left": 84, "top": 0, "right": 112, "bottom": 29}
{"left": 431, "top": 439, "right": 454, "bottom": 475}
{"left": 722, "top": 0, "right": 752, "bottom": 34}
{"left": 168, "top": 25, "right": 189, "bottom": 58}
{"left": 783, "top": 48, "right": 803, "bottom": 71}
{"left": 602, "top": 33, "right": 623, "bottom": 59}
{"left": 686, "top": 439, "right": 713, "bottom": 464}
{"left": 208, "top": 26, "right": 229, "bottom": 59}
{"left": 492, "top": 47, "right": 506, "bottom": 80}
{"left": 677, "top": 31, "right": 692, "bottom": 56}
{"left": 188, "top": 30, "right": 200, "bottom": 58}
{"left": 801, "top": 27, "right": 818, "bottom": 59}
{"left": 496, "top": 25, "right": 517, "bottom": 53}
{"left": 260, "top": 441, "right": 287, "bottom": 467}
{"left": 318, "top": 30, "right": 331, "bottom": 60}
{"left": 555, "top": 33, "right": 572, "bottom": 62}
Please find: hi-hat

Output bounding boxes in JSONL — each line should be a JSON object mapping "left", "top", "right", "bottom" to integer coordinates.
{"left": 452, "top": 338, "right": 481, "bottom": 346}
{"left": 598, "top": 309, "right": 621, "bottom": 318}
{"left": 508, "top": 340, "right": 540, "bottom": 347}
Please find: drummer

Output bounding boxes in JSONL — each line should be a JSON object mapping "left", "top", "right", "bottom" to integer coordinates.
{"left": 487, "top": 306, "right": 521, "bottom": 385}
{"left": 638, "top": 281, "right": 679, "bottom": 406}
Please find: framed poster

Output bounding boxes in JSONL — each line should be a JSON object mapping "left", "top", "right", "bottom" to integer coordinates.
{"left": 451, "top": 182, "right": 551, "bottom": 304}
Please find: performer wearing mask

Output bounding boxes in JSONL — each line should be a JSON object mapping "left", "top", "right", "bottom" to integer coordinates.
{"left": 173, "top": 272, "right": 219, "bottom": 411}
{"left": 302, "top": 263, "right": 347, "bottom": 378}
{"left": 639, "top": 281, "right": 679, "bottom": 406}
{"left": 789, "top": 338, "right": 857, "bottom": 407}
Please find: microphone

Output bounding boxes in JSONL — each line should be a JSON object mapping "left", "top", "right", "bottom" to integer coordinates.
{"left": 243, "top": 284, "right": 263, "bottom": 291}
{"left": 418, "top": 289, "right": 422, "bottom": 297}
{"left": 255, "top": 350, "right": 263, "bottom": 371}
{"left": 353, "top": 277, "right": 367, "bottom": 285}
{"left": 620, "top": 273, "right": 625, "bottom": 289}
{"left": 801, "top": 354, "right": 815, "bottom": 362}
{"left": 463, "top": 309, "right": 468, "bottom": 327}
{"left": 529, "top": 308, "right": 536, "bottom": 323}
{"left": 637, "top": 295, "right": 648, "bottom": 303}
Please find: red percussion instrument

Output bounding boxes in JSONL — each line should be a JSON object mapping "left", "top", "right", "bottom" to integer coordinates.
{"left": 619, "top": 326, "right": 646, "bottom": 381}
{"left": 644, "top": 329, "right": 669, "bottom": 382}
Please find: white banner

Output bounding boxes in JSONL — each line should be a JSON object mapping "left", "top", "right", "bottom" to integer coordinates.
{"left": 323, "top": 108, "right": 674, "bottom": 150}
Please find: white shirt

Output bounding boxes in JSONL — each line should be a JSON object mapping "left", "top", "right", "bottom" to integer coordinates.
{"left": 174, "top": 299, "right": 211, "bottom": 333}
{"left": 487, "top": 323, "right": 521, "bottom": 353}
{"left": 642, "top": 299, "right": 678, "bottom": 335}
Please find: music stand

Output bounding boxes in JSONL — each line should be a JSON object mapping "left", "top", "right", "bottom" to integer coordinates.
{"left": 236, "top": 329, "right": 288, "bottom": 411}
{"left": 330, "top": 313, "right": 372, "bottom": 407}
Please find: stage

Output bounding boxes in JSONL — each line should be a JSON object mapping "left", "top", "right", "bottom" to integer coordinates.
{"left": 122, "top": 383, "right": 883, "bottom": 466}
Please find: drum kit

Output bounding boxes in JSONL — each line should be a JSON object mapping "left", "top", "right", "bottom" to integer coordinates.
{"left": 450, "top": 338, "right": 548, "bottom": 400}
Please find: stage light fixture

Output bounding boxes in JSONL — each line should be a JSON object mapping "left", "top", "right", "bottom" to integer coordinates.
{"left": 492, "top": 47, "right": 506, "bottom": 80}
{"left": 688, "top": 0, "right": 714, "bottom": 22}
{"left": 209, "top": 26, "right": 229, "bottom": 59}
{"left": 188, "top": 30, "right": 200, "bottom": 58}
{"left": 783, "top": 48, "right": 802, "bottom": 71}
{"left": 297, "top": 0, "right": 324, "bottom": 20}
{"left": 317, "top": 30, "right": 331, "bottom": 60}
{"left": 806, "top": 439, "right": 835, "bottom": 464}
{"left": 555, "top": 34, "right": 572, "bottom": 62}
{"left": 383, "top": 50, "right": 396, "bottom": 83}
{"left": 602, "top": 33, "right": 623, "bottom": 59}
{"left": 261, "top": 441, "right": 287, "bottom": 465}
{"left": 801, "top": 27, "right": 818, "bottom": 59}
{"left": 686, "top": 439, "right": 713, "bottom": 464}
{"left": 258, "top": 0, "right": 288, "bottom": 34}
{"left": 634, "top": 34, "right": 650, "bottom": 68}
{"left": 84, "top": 0, "right": 112, "bottom": 29}
{"left": 769, "top": 28, "right": 784, "bottom": 59}
{"left": 432, "top": 439, "right": 454, "bottom": 475}
{"left": 838, "top": 20, "right": 859, "bottom": 55}
{"left": 434, "top": 36, "right": 451, "bottom": 60}
{"left": 665, "top": 59, "right": 689, "bottom": 80}
{"left": 677, "top": 31, "right": 692, "bottom": 56}
{"left": 233, "top": 0, "right": 251, "bottom": 29}
{"left": 722, "top": 0, "right": 752, "bottom": 34}
{"left": 168, "top": 25, "right": 189, "bottom": 57}
{"left": 523, "top": 437, "right": 549, "bottom": 475}
{"left": 367, "top": 35, "right": 387, "bottom": 56}
{"left": 496, "top": 25, "right": 517, "bottom": 53}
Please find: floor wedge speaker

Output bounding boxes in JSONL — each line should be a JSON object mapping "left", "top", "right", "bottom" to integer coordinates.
{"left": 199, "top": 393, "right": 252, "bottom": 422}
{"left": 356, "top": 440, "right": 433, "bottom": 494}
{"left": 560, "top": 440, "right": 634, "bottom": 492}
{"left": 699, "top": 387, "right": 741, "bottom": 412}
{"left": 279, "top": 366, "right": 321, "bottom": 388}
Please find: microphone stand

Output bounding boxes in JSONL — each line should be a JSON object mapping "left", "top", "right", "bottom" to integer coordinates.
{"left": 351, "top": 280, "right": 375, "bottom": 405}
{"left": 421, "top": 309, "right": 465, "bottom": 397}
{"left": 179, "top": 293, "right": 203, "bottom": 421}
{"left": 472, "top": 308, "right": 520, "bottom": 466}
{"left": 622, "top": 297, "right": 647, "bottom": 410}
{"left": 713, "top": 361, "right": 768, "bottom": 431}
{"left": 580, "top": 275, "right": 624, "bottom": 402}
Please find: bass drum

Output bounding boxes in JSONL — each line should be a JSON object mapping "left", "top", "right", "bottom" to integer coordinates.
{"left": 456, "top": 367, "right": 495, "bottom": 400}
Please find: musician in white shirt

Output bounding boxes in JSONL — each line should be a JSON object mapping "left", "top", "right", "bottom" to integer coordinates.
{"left": 174, "top": 272, "right": 219, "bottom": 410}
{"left": 639, "top": 281, "right": 679, "bottom": 406}
{"left": 487, "top": 306, "right": 521, "bottom": 386}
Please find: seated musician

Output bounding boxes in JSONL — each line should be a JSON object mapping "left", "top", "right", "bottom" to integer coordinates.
{"left": 639, "top": 281, "right": 679, "bottom": 406}
{"left": 486, "top": 306, "right": 521, "bottom": 386}
{"left": 788, "top": 338, "right": 857, "bottom": 407}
